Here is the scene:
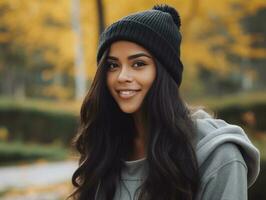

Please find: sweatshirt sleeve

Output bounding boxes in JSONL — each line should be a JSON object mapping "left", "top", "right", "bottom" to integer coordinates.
{"left": 200, "top": 143, "right": 248, "bottom": 200}
{"left": 201, "top": 160, "right": 248, "bottom": 200}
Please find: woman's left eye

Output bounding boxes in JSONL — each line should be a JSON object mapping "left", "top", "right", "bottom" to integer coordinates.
{"left": 133, "top": 61, "right": 146, "bottom": 68}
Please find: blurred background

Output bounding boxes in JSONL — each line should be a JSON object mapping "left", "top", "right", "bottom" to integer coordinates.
{"left": 0, "top": 0, "right": 265, "bottom": 199}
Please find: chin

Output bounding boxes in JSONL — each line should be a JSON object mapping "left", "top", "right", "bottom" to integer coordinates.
{"left": 120, "top": 108, "right": 138, "bottom": 114}
{"left": 118, "top": 104, "right": 140, "bottom": 114}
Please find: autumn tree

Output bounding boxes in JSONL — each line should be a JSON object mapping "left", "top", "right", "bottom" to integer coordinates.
{"left": 0, "top": 0, "right": 265, "bottom": 100}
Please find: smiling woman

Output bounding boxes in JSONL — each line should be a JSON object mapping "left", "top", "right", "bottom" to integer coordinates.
{"left": 68, "top": 4, "right": 260, "bottom": 200}
{"left": 106, "top": 41, "right": 156, "bottom": 114}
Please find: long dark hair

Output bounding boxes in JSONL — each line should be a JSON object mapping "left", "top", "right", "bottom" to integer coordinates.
{"left": 69, "top": 47, "right": 200, "bottom": 200}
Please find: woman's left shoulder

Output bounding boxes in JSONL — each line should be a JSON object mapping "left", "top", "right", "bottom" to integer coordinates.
{"left": 190, "top": 109, "right": 260, "bottom": 187}
{"left": 195, "top": 142, "right": 249, "bottom": 200}
{"left": 199, "top": 142, "right": 247, "bottom": 178}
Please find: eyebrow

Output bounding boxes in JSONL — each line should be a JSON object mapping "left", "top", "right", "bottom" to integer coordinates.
{"left": 107, "top": 53, "right": 152, "bottom": 61}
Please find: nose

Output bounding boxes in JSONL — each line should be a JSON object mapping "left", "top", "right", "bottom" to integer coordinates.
{"left": 117, "top": 65, "right": 133, "bottom": 82}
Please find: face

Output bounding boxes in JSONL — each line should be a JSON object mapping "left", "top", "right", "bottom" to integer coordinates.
{"left": 106, "top": 41, "right": 156, "bottom": 114}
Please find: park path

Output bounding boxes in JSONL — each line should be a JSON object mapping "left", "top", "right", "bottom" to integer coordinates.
{"left": 0, "top": 160, "right": 77, "bottom": 192}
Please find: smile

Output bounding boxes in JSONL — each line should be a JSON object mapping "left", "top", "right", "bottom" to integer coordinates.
{"left": 117, "top": 90, "right": 140, "bottom": 99}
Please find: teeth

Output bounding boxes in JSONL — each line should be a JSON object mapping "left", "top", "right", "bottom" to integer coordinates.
{"left": 118, "top": 90, "right": 138, "bottom": 98}
{"left": 120, "top": 91, "right": 134, "bottom": 95}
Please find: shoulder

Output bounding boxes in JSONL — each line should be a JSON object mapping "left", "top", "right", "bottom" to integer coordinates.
{"left": 195, "top": 143, "right": 249, "bottom": 200}
{"left": 199, "top": 142, "right": 247, "bottom": 180}
{"left": 190, "top": 109, "right": 248, "bottom": 164}
{"left": 206, "top": 142, "right": 246, "bottom": 164}
{"left": 190, "top": 109, "right": 260, "bottom": 187}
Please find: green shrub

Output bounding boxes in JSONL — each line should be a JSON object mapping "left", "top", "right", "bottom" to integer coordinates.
{"left": 0, "top": 141, "right": 68, "bottom": 165}
{"left": 216, "top": 102, "right": 266, "bottom": 131}
{"left": 0, "top": 107, "right": 78, "bottom": 145}
{"left": 0, "top": 101, "right": 78, "bottom": 146}
{"left": 0, "top": 93, "right": 265, "bottom": 146}
{"left": 191, "top": 92, "right": 266, "bottom": 132}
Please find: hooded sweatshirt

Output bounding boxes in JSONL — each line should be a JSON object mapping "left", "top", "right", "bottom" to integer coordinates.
{"left": 96, "top": 110, "right": 260, "bottom": 200}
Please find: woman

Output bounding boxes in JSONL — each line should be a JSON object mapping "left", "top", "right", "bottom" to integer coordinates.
{"left": 70, "top": 4, "right": 260, "bottom": 200}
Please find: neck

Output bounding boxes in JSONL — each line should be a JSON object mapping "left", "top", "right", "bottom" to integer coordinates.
{"left": 133, "top": 109, "right": 147, "bottom": 140}
{"left": 128, "top": 109, "right": 147, "bottom": 161}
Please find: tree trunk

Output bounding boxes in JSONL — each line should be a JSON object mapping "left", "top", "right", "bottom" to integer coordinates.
{"left": 71, "top": 0, "right": 86, "bottom": 100}
{"left": 96, "top": 0, "right": 105, "bottom": 35}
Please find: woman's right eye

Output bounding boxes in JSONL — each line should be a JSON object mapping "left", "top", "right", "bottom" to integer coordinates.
{"left": 106, "top": 62, "right": 118, "bottom": 70}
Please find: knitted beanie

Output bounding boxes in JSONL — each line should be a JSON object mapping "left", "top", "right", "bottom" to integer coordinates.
{"left": 97, "top": 4, "right": 183, "bottom": 87}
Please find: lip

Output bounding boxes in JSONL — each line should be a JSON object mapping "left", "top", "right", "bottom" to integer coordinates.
{"left": 116, "top": 89, "right": 141, "bottom": 99}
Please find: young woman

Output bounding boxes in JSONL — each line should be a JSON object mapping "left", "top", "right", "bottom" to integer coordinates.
{"left": 70, "top": 4, "right": 260, "bottom": 200}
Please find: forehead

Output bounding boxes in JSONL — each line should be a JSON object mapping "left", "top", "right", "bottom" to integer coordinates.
{"left": 109, "top": 40, "right": 152, "bottom": 57}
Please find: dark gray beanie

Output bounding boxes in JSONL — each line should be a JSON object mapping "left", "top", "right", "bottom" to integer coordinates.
{"left": 97, "top": 4, "right": 183, "bottom": 87}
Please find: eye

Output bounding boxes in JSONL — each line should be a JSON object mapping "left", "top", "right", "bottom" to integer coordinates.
{"left": 133, "top": 61, "right": 146, "bottom": 68}
{"left": 106, "top": 62, "right": 118, "bottom": 71}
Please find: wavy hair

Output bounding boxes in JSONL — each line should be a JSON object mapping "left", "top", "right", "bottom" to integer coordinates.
{"left": 69, "top": 47, "right": 200, "bottom": 200}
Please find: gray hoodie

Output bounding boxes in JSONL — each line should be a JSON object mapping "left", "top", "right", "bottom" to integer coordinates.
{"left": 97, "top": 110, "right": 260, "bottom": 200}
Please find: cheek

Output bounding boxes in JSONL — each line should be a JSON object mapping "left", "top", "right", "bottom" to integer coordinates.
{"left": 139, "top": 71, "right": 156, "bottom": 89}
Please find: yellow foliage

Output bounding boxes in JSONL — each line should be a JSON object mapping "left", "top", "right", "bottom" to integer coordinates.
{"left": 41, "top": 70, "right": 54, "bottom": 81}
{"left": 42, "top": 84, "right": 73, "bottom": 99}
{"left": 246, "top": 0, "right": 266, "bottom": 13}
{"left": 0, "top": 0, "right": 265, "bottom": 98}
